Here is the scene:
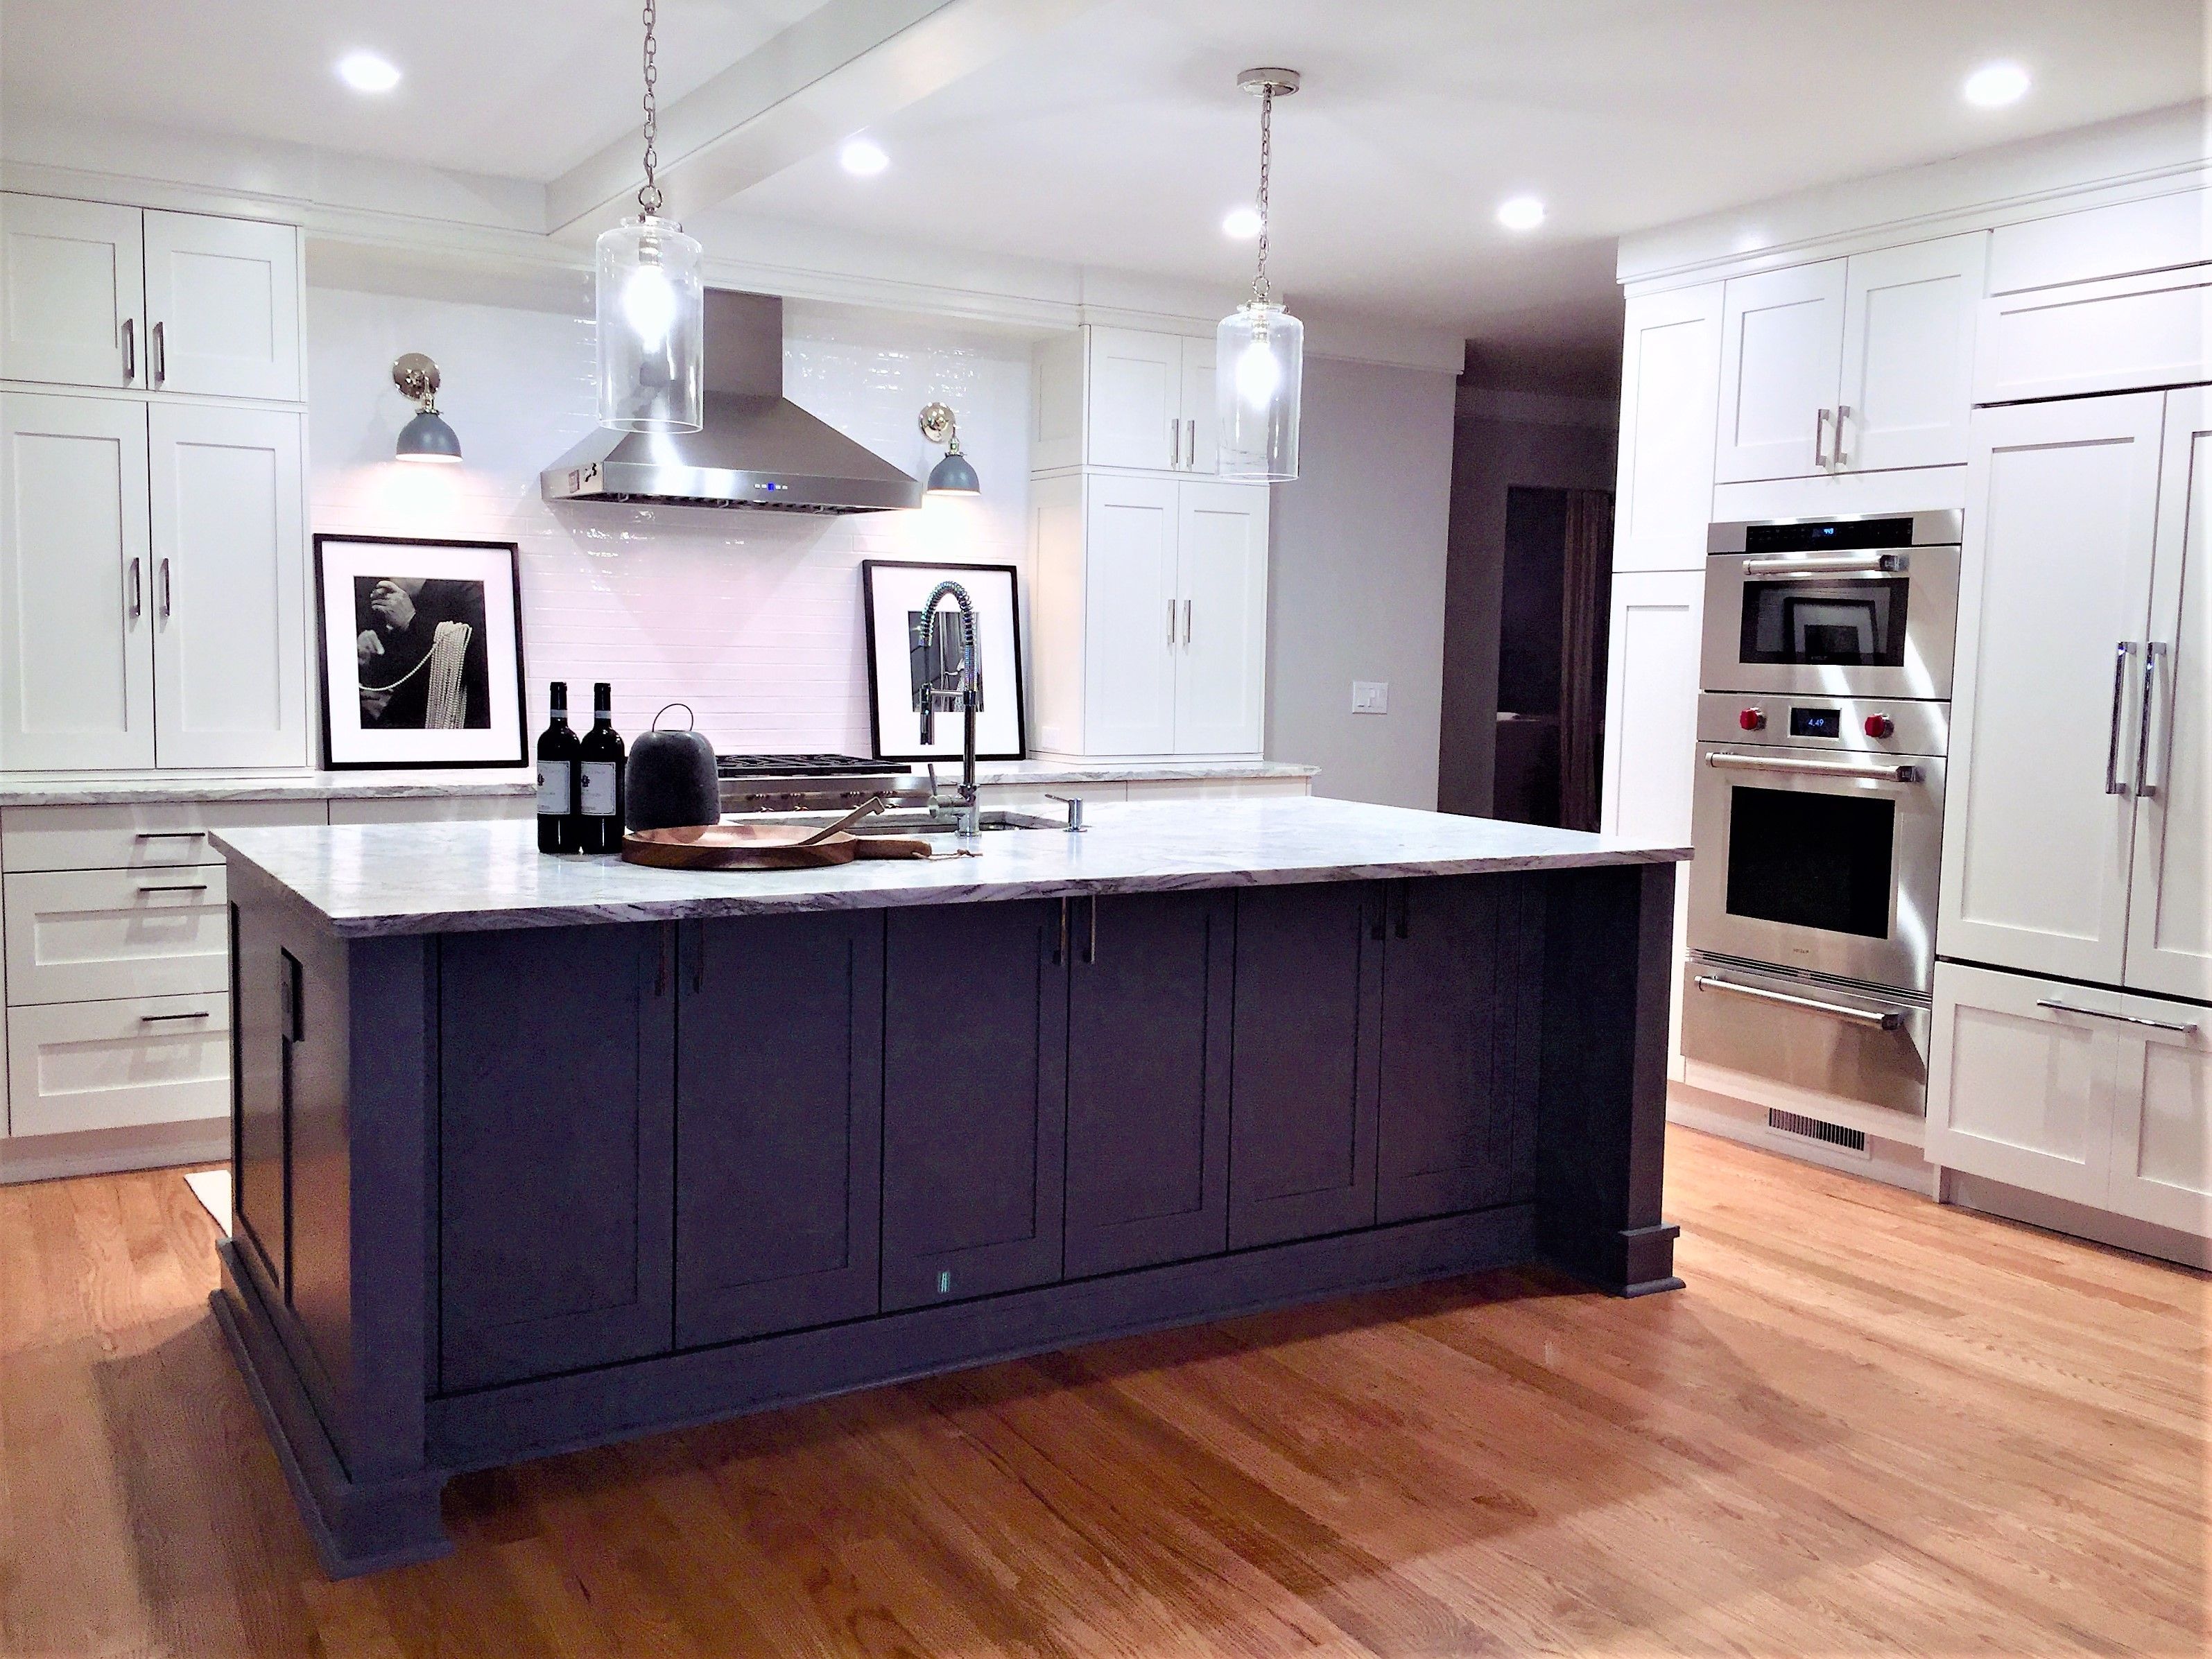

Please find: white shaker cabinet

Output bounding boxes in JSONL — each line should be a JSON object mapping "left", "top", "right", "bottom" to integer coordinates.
{"left": 1039, "top": 327, "right": 1221, "bottom": 475}
{"left": 148, "top": 403, "right": 308, "bottom": 768}
{"left": 1032, "top": 471, "right": 1270, "bottom": 758}
{"left": 1715, "top": 261, "right": 1846, "bottom": 483}
{"left": 138, "top": 210, "right": 302, "bottom": 401}
{"left": 1613, "top": 284, "right": 1722, "bottom": 573}
{"left": 1716, "top": 236, "right": 1985, "bottom": 483}
{"left": 1598, "top": 570, "right": 1704, "bottom": 844}
{"left": 2125, "top": 388, "right": 2212, "bottom": 1002}
{"left": 0, "top": 393, "right": 156, "bottom": 770}
{"left": 1, "top": 196, "right": 301, "bottom": 402}
{"left": 1939, "top": 392, "right": 2165, "bottom": 986}
{"left": 1930, "top": 961, "right": 2211, "bottom": 1240}
{"left": 1, "top": 195, "right": 144, "bottom": 388}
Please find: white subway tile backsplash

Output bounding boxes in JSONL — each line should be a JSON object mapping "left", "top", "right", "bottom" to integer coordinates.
{"left": 308, "top": 285, "right": 1032, "bottom": 756}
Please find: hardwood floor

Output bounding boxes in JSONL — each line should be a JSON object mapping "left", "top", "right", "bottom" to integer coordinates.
{"left": 2, "top": 1126, "right": 2203, "bottom": 1658}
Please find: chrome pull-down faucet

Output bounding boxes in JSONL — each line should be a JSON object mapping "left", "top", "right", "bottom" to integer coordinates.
{"left": 915, "top": 580, "right": 980, "bottom": 837}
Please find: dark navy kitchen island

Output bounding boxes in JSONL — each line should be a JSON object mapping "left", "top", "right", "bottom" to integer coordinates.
{"left": 209, "top": 798, "right": 1687, "bottom": 1577}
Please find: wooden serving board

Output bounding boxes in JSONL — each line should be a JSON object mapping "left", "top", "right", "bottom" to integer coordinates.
{"left": 621, "top": 824, "right": 935, "bottom": 871}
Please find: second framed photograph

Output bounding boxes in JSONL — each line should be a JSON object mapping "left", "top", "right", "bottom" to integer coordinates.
{"left": 861, "top": 560, "right": 1026, "bottom": 763}
{"left": 314, "top": 534, "right": 529, "bottom": 770}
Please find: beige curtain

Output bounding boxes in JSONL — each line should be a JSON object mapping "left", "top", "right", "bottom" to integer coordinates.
{"left": 1557, "top": 489, "right": 1614, "bottom": 832}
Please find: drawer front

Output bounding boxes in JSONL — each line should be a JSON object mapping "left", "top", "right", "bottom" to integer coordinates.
{"left": 326, "top": 794, "right": 534, "bottom": 825}
{"left": 4, "top": 865, "right": 230, "bottom": 1004}
{"left": 7, "top": 991, "right": 231, "bottom": 1137}
{"left": 0, "top": 799, "right": 325, "bottom": 871}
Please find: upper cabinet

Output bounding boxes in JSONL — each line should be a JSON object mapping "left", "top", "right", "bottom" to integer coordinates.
{"left": 1, "top": 194, "right": 301, "bottom": 402}
{"left": 1714, "top": 234, "right": 1985, "bottom": 483}
{"left": 1613, "top": 284, "right": 1722, "bottom": 572}
{"left": 1035, "top": 326, "right": 1219, "bottom": 475}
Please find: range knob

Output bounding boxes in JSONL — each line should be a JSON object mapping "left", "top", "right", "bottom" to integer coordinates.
{"left": 1863, "top": 713, "right": 1895, "bottom": 739}
{"left": 1738, "top": 707, "right": 1766, "bottom": 732}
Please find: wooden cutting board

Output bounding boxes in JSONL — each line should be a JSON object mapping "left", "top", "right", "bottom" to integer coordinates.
{"left": 621, "top": 824, "right": 935, "bottom": 871}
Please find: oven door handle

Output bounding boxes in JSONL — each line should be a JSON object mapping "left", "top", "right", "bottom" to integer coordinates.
{"left": 1704, "top": 752, "right": 1923, "bottom": 783}
{"left": 1694, "top": 975, "right": 1904, "bottom": 1030}
{"left": 1740, "top": 552, "right": 1900, "bottom": 578}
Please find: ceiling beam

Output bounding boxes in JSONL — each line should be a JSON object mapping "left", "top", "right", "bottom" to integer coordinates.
{"left": 546, "top": 0, "right": 1101, "bottom": 237}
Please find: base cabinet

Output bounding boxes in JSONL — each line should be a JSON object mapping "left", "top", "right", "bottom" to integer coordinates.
{"left": 880, "top": 900, "right": 1068, "bottom": 1310}
{"left": 1928, "top": 960, "right": 2211, "bottom": 1238}
{"left": 437, "top": 925, "right": 675, "bottom": 1392}
{"left": 674, "top": 912, "right": 883, "bottom": 1346}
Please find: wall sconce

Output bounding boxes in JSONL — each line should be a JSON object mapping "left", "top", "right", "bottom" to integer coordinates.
{"left": 392, "top": 352, "right": 462, "bottom": 464}
{"left": 918, "top": 401, "right": 978, "bottom": 494}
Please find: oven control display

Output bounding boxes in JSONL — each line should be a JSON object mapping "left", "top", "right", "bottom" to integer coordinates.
{"left": 1789, "top": 706, "right": 1842, "bottom": 739}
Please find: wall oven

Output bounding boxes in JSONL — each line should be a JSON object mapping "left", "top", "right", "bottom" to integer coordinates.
{"left": 1703, "top": 510, "right": 1962, "bottom": 701}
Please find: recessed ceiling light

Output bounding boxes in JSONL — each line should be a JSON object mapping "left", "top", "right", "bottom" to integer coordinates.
{"left": 1222, "top": 206, "right": 1263, "bottom": 239}
{"left": 1496, "top": 195, "right": 1546, "bottom": 232}
{"left": 1962, "top": 61, "right": 2030, "bottom": 109}
{"left": 336, "top": 51, "right": 401, "bottom": 94}
{"left": 840, "top": 139, "right": 889, "bottom": 177}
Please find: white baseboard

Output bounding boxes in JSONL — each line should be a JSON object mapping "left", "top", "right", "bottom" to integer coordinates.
{"left": 0, "top": 1118, "right": 227, "bottom": 1185}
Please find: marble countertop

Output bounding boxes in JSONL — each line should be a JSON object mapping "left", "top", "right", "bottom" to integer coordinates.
{"left": 0, "top": 758, "right": 1315, "bottom": 808}
{"left": 214, "top": 797, "right": 1688, "bottom": 938}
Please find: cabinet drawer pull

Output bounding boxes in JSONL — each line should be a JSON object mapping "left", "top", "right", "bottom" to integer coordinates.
{"left": 137, "top": 881, "right": 209, "bottom": 894}
{"left": 2034, "top": 999, "right": 2198, "bottom": 1036}
{"left": 133, "top": 830, "right": 205, "bottom": 842}
{"left": 140, "top": 1009, "right": 212, "bottom": 1023}
{"left": 1694, "top": 975, "right": 1902, "bottom": 1030}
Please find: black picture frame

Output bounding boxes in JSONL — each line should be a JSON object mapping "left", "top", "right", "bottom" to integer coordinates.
{"left": 861, "top": 559, "right": 1028, "bottom": 763}
{"left": 313, "top": 533, "right": 530, "bottom": 771}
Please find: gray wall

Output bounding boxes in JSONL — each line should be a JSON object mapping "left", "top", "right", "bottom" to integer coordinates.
{"left": 1265, "top": 355, "right": 1457, "bottom": 809}
{"left": 1437, "top": 394, "right": 1618, "bottom": 818}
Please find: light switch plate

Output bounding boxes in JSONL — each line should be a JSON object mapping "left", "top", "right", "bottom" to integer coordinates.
{"left": 1351, "top": 681, "right": 1389, "bottom": 715}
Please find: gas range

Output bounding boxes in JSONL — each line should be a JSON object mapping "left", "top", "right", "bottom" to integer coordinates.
{"left": 715, "top": 753, "right": 932, "bottom": 813}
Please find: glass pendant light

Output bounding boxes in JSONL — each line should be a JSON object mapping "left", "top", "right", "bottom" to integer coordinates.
{"left": 1217, "top": 68, "right": 1304, "bottom": 483}
{"left": 597, "top": 0, "right": 703, "bottom": 433}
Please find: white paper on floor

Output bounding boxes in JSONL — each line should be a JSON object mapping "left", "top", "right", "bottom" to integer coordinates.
{"left": 185, "top": 1169, "right": 231, "bottom": 1237}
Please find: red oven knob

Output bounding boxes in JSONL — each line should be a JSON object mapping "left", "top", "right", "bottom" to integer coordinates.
{"left": 1863, "top": 713, "right": 1894, "bottom": 739}
{"left": 1738, "top": 707, "right": 1766, "bottom": 731}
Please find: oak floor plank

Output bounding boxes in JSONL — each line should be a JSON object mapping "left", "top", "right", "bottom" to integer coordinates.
{"left": 1, "top": 1132, "right": 2203, "bottom": 1658}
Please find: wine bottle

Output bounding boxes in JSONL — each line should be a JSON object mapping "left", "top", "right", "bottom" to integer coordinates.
{"left": 578, "top": 682, "right": 628, "bottom": 854}
{"left": 536, "top": 681, "right": 581, "bottom": 854}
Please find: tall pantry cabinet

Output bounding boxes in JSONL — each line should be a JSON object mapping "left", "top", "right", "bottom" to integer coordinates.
{"left": 0, "top": 191, "right": 308, "bottom": 771}
{"left": 1027, "top": 327, "right": 1270, "bottom": 760}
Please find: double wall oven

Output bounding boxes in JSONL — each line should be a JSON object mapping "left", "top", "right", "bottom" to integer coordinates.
{"left": 1683, "top": 512, "right": 1961, "bottom": 1120}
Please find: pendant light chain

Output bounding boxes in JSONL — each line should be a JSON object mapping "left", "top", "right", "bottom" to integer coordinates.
{"left": 637, "top": 0, "right": 664, "bottom": 218}
{"left": 1251, "top": 85, "right": 1274, "bottom": 306}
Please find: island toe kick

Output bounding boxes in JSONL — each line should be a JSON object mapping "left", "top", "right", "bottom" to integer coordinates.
{"left": 211, "top": 846, "right": 1681, "bottom": 1577}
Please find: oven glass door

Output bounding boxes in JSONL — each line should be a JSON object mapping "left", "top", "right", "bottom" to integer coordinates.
{"left": 1688, "top": 743, "right": 1945, "bottom": 992}
{"left": 1702, "top": 546, "right": 1960, "bottom": 700}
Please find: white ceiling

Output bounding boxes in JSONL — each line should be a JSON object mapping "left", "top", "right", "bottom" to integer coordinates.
{"left": 5, "top": 0, "right": 2204, "bottom": 379}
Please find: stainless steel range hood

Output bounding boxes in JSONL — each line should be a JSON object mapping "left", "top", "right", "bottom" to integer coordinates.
{"left": 541, "top": 290, "right": 923, "bottom": 514}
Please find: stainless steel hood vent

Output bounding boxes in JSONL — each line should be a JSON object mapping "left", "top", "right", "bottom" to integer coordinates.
{"left": 541, "top": 290, "right": 922, "bottom": 514}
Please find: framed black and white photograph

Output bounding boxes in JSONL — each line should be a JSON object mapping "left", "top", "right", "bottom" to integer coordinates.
{"left": 861, "top": 560, "right": 1026, "bottom": 763}
{"left": 314, "top": 534, "right": 529, "bottom": 770}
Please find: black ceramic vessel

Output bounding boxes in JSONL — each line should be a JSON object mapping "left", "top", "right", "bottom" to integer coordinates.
{"left": 624, "top": 704, "right": 720, "bottom": 832}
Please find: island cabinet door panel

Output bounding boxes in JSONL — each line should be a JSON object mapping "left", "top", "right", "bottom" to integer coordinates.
{"left": 1228, "top": 883, "right": 1385, "bottom": 1248}
{"left": 673, "top": 912, "right": 885, "bottom": 1347}
{"left": 881, "top": 899, "right": 1069, "bottom": 1310}
{"left": 1063, "top": 891, "right": 1235, "bottom": 1277}
{"left": 437, "top": 924, "right": 675, "bottom": 1392}
{"left": 1376, "top": 877, "right": 1540, "bottom": 1224}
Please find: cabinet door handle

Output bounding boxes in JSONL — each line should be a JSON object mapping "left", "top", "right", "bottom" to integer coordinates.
{"left": 151, "top": 320, "right": 166, "bottom": 388}
{"left": 1183, "top": 598, "right": 1193, "bottom": 645}
{"left": 127, "top": 557, "right": 143, "bottom": 620}
{"left": 2137, "top": 641, "right": 2168, "bottom": 799}
{"left": 1053, "top": 897, "right": 1069, "bottom": 966}
{"left": 1167, "top": 599, "right": 1177, "bottom": 646}
{"left": 1832, "top": 403, "right": 1851, "bottom": 467}
{"left": 1813, "top": 406, "right": 1831, "bottom": 468}
{"left": 2105, "top": 641, "right": 2136, "bottom": 796}
{"left": 2035, "top": 998, "right": 2198, "bottom": 1036}
{"left": 121, "top": 318, "right": 136, "bottom": 383}
{"left": 159, "top": 557, "right": 173, "bottom": 619}
{"left": 1186, "top": 418, "right": 1197, "bottom": 467}
{"left": 1170, "top": 418, "right": 1181, "bottom": 469}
